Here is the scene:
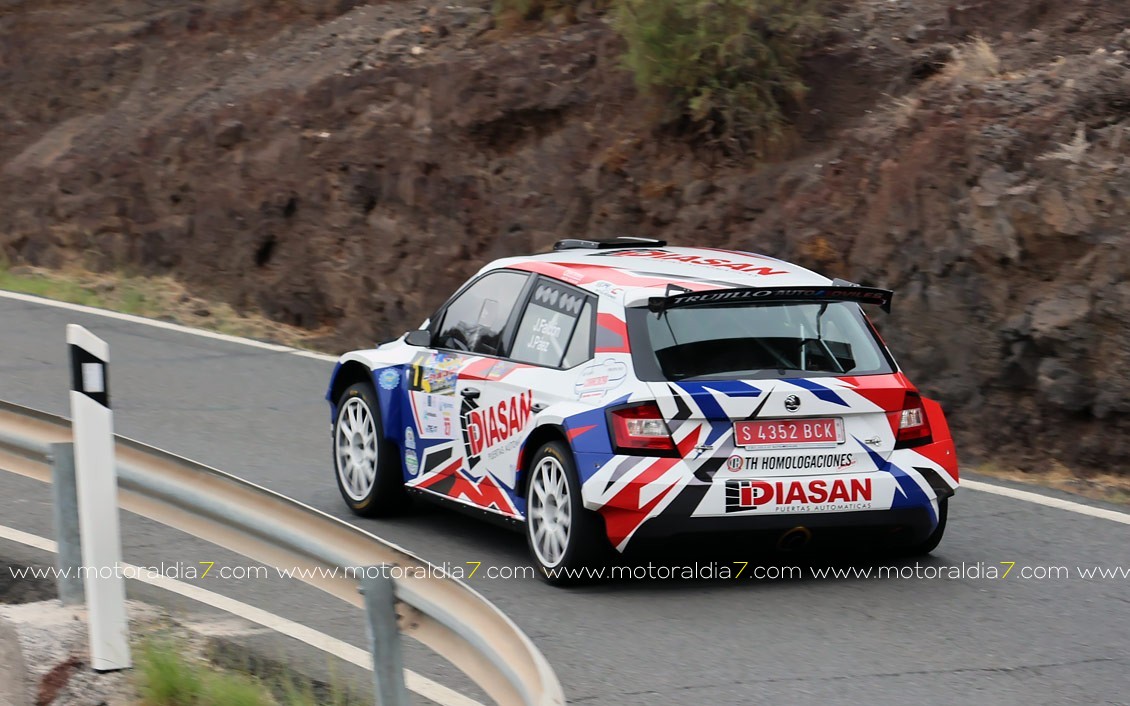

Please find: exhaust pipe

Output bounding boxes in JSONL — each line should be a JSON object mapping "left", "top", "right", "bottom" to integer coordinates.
{"left": 777, "top": 526, "right": 812, "bottom": 551}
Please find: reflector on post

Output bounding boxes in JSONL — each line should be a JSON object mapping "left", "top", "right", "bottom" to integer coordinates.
{"left": 66, "top": 324, "right": 131, "bottom": 671}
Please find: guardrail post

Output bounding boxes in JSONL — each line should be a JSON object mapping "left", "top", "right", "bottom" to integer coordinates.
{"left": 66, "top": 325, "right": 131, "bottom": 672}
{"left": 360, "top": 568, "right": 409, "bottom": 706}
{"left": 49, "top": 442, "right": 84, "bottom": 606}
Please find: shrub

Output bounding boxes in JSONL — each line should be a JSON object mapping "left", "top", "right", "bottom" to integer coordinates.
{"left": 614, "top": 0, "right": 825, "bottom": 152}
{"left": 136, "top": 641, "right": 205, "bottom": 706}
{"left": 135, "top": 639, "right": 274, "bottom": 706}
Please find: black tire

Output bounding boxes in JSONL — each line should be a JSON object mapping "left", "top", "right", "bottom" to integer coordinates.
{"left": 333, "top": 381, "right": 407, "bottom": 517}
{"left": 524, "top": 440, "right": 612, "bottom": 585}
{"left": 901, "top": 497, "right": 948, "bottom": 556}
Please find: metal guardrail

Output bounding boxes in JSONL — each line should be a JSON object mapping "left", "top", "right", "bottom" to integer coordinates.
{"left": 0, "top": 399, "right": 565, "bottom": 706}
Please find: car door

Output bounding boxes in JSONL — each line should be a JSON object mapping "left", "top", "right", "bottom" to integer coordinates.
{"left": 404, "top": 270, "right": 532, "bottom": 513}
{"left": 491, "top": 277, "right": 597, "bottom": 483}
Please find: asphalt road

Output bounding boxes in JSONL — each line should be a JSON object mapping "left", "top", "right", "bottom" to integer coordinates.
{"left": 2, "top": 295, "right": 1129, "bottom": 705}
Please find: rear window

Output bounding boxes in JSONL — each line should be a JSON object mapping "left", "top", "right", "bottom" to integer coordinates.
{"left": 626, "top": 302, "right": 895, "bottom": 381}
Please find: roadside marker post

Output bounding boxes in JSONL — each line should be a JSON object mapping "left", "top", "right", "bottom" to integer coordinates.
{"left": 66, "top": 324, "right": 131, "bottom": 671}
{"left": 360, "top": 568, "right": 410, "bottom": 706}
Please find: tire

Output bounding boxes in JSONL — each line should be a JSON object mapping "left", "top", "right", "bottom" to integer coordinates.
{"left": 333, "top": 381, "right": 406, "bottom": 517}
{"left": 524, "top": 440, "right": 612, "bottom": 585}
{"left": 901, "top": 497, "right": 948, "bottom": 556}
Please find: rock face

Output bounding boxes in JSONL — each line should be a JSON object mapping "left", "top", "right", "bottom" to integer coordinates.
{"left": 1, "top": 0, "right": 1128, "bottom": 473}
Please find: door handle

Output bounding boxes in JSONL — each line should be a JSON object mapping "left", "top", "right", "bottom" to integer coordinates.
{"left": 531, "top": 402, "right": 547, "bottom": 413}
{"left": 460, "top": 387, "right": 481, "bottom": 400}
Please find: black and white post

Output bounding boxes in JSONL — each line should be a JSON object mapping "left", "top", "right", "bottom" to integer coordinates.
{"left": 67, "top": 324, "right": 131, "bottom": 671}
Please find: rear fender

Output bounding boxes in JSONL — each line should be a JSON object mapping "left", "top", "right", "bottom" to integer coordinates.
{"left": 517, "top": 400, "right": 621, "bottom": 484}
{"left": 920, "top": 396, "right": 959, "bottom": 484}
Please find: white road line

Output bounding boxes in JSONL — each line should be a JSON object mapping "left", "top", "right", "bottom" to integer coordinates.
{"left": 3, "top": 288, "right": 1129, "bottom": 527}
{"left": 0, "top": 290, "right": 337, "bottom": 362}
{"left": 0, "top": 524, "right": 483, "bottom": 706}
{"left": 962, "top": 479, "right": 1130, "bottom": 525}
{"left": 0, "top": 524, "right": 54, "bottom": 552}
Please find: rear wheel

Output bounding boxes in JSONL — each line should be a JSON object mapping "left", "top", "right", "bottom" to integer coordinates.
{"left": 525, "top": 441, "right": 611, "bottom": 585}
{"left": 333, "top": 382, "right": 406, "bottom": 517}
{"left": 900, "top": 498, "right": 948, "bottom": 556}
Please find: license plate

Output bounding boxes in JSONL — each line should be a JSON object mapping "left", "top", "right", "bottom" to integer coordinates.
{"left": 734, "top": 418, "right": 844, "bottom": 449}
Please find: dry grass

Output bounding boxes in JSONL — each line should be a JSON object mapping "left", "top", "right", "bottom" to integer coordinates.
{"left": 639, "top": 179, "right": 676, "bottom": 200}
{"left": 972, "top": 459, "right": 1130, "bottom": 506}
{"left": 598, "top": 138, "right": 638, "bottom": 174}
{"left": 1037, "top": 125, "right": 1090, "bottom": 163}
{"left": 945, "top": 37, "right": 1001, "bottom": 83}
{"left": 0, "top": 263, "right": 330, "bottom": 349}
{"left": 888, "top": 94, "right": 921, "bottom": 129}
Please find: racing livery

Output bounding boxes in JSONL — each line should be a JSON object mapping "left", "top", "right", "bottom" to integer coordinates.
{"left": 326, "top": 238, "right": 959, "bottom": 582}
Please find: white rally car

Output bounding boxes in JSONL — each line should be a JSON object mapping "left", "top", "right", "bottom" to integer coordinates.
{"left": 326, "top": 238, "right": 959, "bottom": 581}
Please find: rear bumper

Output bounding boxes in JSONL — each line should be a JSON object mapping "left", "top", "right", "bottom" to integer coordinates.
{"left": 628, "top": 505, "right": 938, "bottom": 546}
{"left": 578, "top": 447, "right": 955, "bottom": 550}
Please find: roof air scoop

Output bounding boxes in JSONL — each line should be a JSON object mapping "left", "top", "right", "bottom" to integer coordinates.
{"left": 553, "top": 237, "right": 667, "bottom": 251}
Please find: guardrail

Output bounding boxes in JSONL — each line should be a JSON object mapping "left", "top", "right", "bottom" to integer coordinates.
{"left": 0, "top": 398, "right": 565, "bottom": 706}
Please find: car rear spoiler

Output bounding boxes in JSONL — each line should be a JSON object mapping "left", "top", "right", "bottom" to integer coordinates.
{"left": 646, "top": 285, "right": 894, "bottom": 314}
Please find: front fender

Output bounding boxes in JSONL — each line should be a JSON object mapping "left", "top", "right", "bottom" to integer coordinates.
{"left": 326, "top": 348, "right": 413, "bottom": 446}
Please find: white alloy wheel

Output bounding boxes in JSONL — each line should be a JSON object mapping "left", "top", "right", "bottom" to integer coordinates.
{"left": 336, "top": 396, "right": 379, "bottom": 502}
{"left": 528, "top": 454, "right": 573, "bottom": 568}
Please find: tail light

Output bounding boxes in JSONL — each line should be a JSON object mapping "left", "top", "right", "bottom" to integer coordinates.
{"left": 608, "top": 402, "right": 678, "bottom": 457}
{"left": 892, "top": 392, "right": 932, "bottom": 448}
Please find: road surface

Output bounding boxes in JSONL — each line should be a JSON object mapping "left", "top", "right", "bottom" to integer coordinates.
{"left": 1, "top": 294, "right": 1128, "bottom": 705}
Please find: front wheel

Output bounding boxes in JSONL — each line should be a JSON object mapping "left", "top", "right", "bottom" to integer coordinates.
{"left": 524, "top": 441, "right": 611, "bottom": 585}
{"left": 333, "top": 381, "right": 406, "bottom": 517}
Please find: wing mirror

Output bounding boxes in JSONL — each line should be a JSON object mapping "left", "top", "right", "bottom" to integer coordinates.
{"left": 404, "top": 329, "right": 432, "bottom": 347}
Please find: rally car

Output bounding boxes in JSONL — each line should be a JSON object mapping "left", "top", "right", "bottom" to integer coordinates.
{"left": 326, "top": 238, "right": 959, "bottom": 581}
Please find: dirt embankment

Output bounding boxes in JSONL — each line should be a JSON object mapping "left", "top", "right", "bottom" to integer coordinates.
{"left": 1, "top": 0, "right": 1128, "bottom": 474}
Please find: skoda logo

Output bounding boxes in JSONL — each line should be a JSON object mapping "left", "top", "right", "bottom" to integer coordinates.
{"left": 784, "top": 395, "right": 801, "bottom": 413}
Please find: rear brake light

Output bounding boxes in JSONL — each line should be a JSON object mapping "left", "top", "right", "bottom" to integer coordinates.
{"left": 893, "top": 392, "right": 932, "bottom": 448}
{"left": 608, "top": 402, "right": 678, "bottom": 456}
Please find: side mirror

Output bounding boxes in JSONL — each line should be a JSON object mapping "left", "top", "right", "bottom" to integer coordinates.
{"left": 404, "top": 329, "right": 431, "bottom": 347}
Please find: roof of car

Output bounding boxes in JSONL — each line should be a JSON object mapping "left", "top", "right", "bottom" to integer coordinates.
{"left": 489, "top": 245, "right": 831, "bottom": 298}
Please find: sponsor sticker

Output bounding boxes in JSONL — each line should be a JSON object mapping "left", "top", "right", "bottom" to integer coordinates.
{"left": 589, "top": 280, "right": 624, "bottom": 298}
{"left": 405, "top": 450, "right": 419, "bottom": 476}
{"left": 409, "top": 351, "right": 462, "bottom": 395}
{"left": 462, "top": 390, "right": 534, "bottom": 468}
{"left": 725, "top": 453, "right": 855, "bottom": 473}
{"left": 486, "top": 360, "right": 521, "bottom": 380}
{"left": 559, "top": 269, "right": 585, "bottom": 285}
{"left": 411, "top": 392, "right": 457, "bottom": 439}
{"left": 725, "top": 477, "right": 874, "bottom": 513}
{"left": 405, "top": 427, "right": 417, "bottom": 451}
{"left": 574, "top": 358, "right": 628, "bottom": 402}
{"left": 605, "top": 249, "right": 789, "bottom": 276}
{"left": 378, "top": 368, "right": 400, "bottom": 390}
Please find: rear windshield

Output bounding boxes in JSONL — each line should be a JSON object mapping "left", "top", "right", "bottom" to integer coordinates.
{"left": 626, "top": 301, "right": 896, "bottom": 381}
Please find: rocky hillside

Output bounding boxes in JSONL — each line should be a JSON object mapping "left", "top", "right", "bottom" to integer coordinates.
{"left": 2, "top": 0, "right": 1128, "bottom": 474}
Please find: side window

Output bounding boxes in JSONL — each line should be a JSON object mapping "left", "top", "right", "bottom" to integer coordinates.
{"left": 434, "top": 271, "right": 529, "bottom": 356}
{"left": 562, "top": 301, "right": 594, "bottom": 368}
{"left": 511, "top": 280, "right": 594, "bottom": 368}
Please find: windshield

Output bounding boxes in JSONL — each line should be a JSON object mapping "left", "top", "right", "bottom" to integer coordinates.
{"left": 626, "top": 301, "right": 896, "bottom": 381}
